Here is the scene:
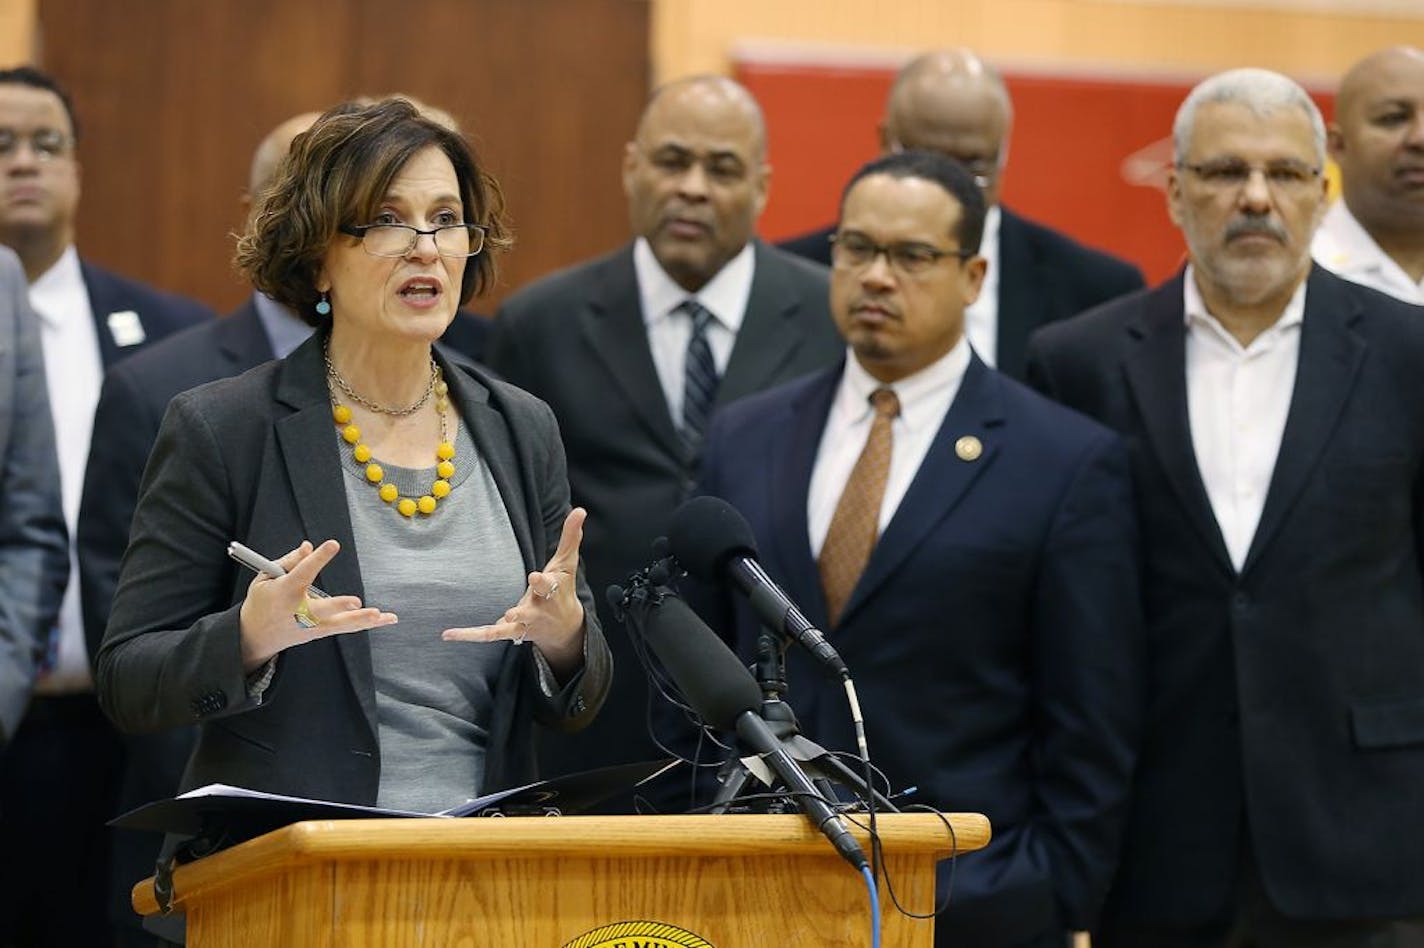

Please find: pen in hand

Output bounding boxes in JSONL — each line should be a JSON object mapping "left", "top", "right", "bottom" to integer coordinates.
{"left": 228, "top": 540, "right": 332, "bottom": 599}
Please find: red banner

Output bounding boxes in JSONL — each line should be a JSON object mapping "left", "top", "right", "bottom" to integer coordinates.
{"left": 735, "top": 59, "right": 1334, "bottom": 283}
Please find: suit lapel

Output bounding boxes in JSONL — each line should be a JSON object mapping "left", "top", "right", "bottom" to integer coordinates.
{"left": 766, "top": 367, "right": 840, "bottom": 632}
{"left": 579, "top": 247, "right": 684, "bottom": 458}
{"left": 441, "top": 355, "right": 537, "bottom": 571}
{"left": 81, "top": 262, "right": 126, "bottom": 369}
{"left": 217, "top": 297, "right": 279, "bottom": 370}
{"left": 1122, "top": 273, "right": 1235, "bottom": 574}
{"left": 994, "top": 210, "right": 1041, "bottom": 379}
{"left": 271, "top": 333, "right": 374, "bottom": 733}
{"left": 719, "top": 241, "right": 818, "bottom": 404}
{"left": 1241, "top": 268, "right": 1365, "bottom": 575}
{"left": 837, "top": 356, "right": 1001, "bottom": 625}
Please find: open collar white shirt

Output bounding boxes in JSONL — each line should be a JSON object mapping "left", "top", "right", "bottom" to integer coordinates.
{"left": 808, "top": 338, "right": 971, "bottom": 557}
{"left": 634, "top": 238, "right": 754, "bottom": 424}
{"left": 1312, "top": 199, "right": 1424, "bottom": 305}
{"left": 963, "top": 205, "right": 1001, "bottom": 367}
{"left": 28, "top": 245, "right": 101, "bottom": 690}
{"left": 1184, "top": 266, "right": 1306, "bottom": 572}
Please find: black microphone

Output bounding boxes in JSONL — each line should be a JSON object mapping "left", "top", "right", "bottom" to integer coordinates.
{"left": 668, "top": 496, "right": 848, "bottom": 678}
{"left": 628, "top": 589, "right": 868, "bottom": 872}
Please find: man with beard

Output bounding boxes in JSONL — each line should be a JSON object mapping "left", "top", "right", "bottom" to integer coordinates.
{"left": 1028, "top": 68, "right": 1424, "bottom": 946}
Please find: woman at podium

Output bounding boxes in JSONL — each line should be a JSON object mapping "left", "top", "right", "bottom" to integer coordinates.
{"left": 95, "top": 98, "right": 610, "bottom": 813}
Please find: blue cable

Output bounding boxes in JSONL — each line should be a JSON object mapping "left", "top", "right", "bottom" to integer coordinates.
{"left": 860, "top": 863, "right": 881, "bottom": 948}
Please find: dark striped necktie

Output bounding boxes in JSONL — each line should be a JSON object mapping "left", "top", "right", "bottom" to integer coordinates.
{"left": 679, "top": 299, "right": 720, "bottom": 462}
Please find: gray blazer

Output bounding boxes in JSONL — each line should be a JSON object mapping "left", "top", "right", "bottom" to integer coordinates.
{"left": 95, "top": 331, "right": 610, "bottom": 802}
{"left": 0, "top": 246, "right": 67, "bottom": 742}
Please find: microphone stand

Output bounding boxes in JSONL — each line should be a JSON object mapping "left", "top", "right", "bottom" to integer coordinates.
{"left": 708, "top": 626, "right": 897, "bottom": 815}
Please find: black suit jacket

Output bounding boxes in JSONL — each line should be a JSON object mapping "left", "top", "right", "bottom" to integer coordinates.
{"left": 690, "top": 357, "right": 1144, "bottom": 946}
{"left": 94, "top": 331, "right": 610, "bottom": 805}
{"left": 1025, "top": 267, "right": 1424, "bottom": 924}
{"left": 489, "top": 240, "right": 843, "bottom": 778}
{"left": 778, "top": 208, "right": 1145, "bottom": 379}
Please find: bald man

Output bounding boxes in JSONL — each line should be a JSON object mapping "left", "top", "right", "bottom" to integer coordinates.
{"left": 782, "top": 49, "right": 1145, "bottom": 379}
{"left": 490, "top": 77, "right": 842, "bottom": 788}
{"left": 1313, "top": 46, "right": 1424, "bottom": 304}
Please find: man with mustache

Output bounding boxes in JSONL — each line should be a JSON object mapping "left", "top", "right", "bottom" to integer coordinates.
{"left": 1313, "top": 46, "right": 1424, "bottom": 304}
{"left": 686, "top": 148, "right": 1143, "bottom": 947}
{"left": 489, "top": 77, "right": 841, "bottom": 789}
{"left": 1028, "top": 68, "right": 1424, "bottom": 945}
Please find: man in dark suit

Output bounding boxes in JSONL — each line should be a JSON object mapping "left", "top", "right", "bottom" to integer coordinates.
{"left": 1027, "top": 68, "right": 1424, "bottom": 946}
{"left": 687, "top": 150, "right": 1142, "bottom": 947}
{"left": 0, "top": 64, "right": 212, "bottom": 946}
{"left": 489, "top": 76, "right": 843, "bottom": 784}
{"left": 780, "top": 49, "right": 1145, "bottom": 379}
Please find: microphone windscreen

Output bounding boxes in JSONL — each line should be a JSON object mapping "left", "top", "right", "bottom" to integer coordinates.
{"left": 668, "top": 496, "right": 759, "bottom": 582}
{"left": 605, "top": 585, "right": 625, "bottom": 610}
{"left": 636, "top": 594, "right": 761, "bottom": 731}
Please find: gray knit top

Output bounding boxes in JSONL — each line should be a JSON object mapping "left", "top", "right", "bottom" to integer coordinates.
{"left": 339, "top": 419, "right": 527, "bottom": 812}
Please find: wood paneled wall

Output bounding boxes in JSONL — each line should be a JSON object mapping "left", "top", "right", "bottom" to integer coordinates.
{"left": 34, "top": 0, "right": 650, "bottom": 313}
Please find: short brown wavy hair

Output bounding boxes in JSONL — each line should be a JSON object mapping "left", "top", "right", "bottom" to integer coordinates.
{"left": 235, "top": 97, "right": 512, "bottom": 326}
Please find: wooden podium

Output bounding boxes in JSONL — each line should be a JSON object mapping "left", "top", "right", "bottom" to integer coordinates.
{"left": 134, "top": 812, "right": 989, "bottom": 947}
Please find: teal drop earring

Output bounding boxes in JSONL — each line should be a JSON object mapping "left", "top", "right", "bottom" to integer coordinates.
{"left": 315, "top": 292, "right": 332, "bottom": 316}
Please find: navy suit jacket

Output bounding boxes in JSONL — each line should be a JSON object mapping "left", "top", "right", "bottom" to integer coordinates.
{"left": 79, "top": 261, "right": 213, "bottom": 371}
{"left": 1026, "top": 267, "right": 1424, "bottom": 925}
{"left": 692, "top": 356, "right": 1145, "bottom": 946}
{"left": 778, "top": 208, "right": 1145, "bottom": 379}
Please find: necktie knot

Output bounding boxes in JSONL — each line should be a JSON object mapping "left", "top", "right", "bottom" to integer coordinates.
{"left": 680, "top": 299, "right": 715, "bottom": 334}
{"left": 869, "top": 387, "right": 900, "bottom": 420}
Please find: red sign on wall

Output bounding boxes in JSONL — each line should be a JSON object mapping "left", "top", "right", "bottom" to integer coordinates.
{"left": 735, "top": 59, "right": 1334, "bottom": 284}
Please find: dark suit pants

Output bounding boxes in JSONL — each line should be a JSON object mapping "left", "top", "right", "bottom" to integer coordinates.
{"left": 1096, "top": 847, "right": 1424, "bottom": 948}
{"left": 0, "top": 693, "right": 123, "bottom": 948}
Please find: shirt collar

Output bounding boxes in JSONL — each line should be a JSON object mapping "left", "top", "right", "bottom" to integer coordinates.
{"left": 1183, "top": 264, "right": 1307, "bottom": 348}
{"left": 837, "top": 335, "right": 972, "bottom": 432}
{"left": 252, "top": 291, "right": 315, "bottom": 359}
{"left": 1315, "top": 199, "right": 1423, "bottom": 290}
{"left": 634, "top": 236, "right": 755, "bottom": 333}
{"left": 979, "top": 204, "right": 1002, "bottom": 272}
{"left": 28, "top": 244, "right": 83, "bottom": 326}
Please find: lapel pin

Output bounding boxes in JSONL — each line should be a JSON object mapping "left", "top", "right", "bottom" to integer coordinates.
{"left": 955, "top": 435, "right": 983, "bottom": 462}
{"left": 107, "top": 310, "right": 146, "bottom": 348}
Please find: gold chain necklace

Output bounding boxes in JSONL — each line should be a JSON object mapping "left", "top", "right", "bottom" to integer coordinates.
{"left": 325, "top": 343, "right": 456, "bottom": 518}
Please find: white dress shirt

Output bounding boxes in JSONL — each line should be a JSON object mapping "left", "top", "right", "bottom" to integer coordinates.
{"left": 808, "top": 338, "right": 971, "bottom": 557}
{"left": 963, "top": 205, "right": 1002, "bottom": 367}
{"left": 633, "top": 238, "right": 755, "bottom": 424}
{"left": 1184, "top": 266, "right": 1305, "bottom": 572}
{"left": 1312, "top": 199, "right": 1424, "bottom": 305}
{"left": 29, "top": 246, "right": 103, "bottom": 691}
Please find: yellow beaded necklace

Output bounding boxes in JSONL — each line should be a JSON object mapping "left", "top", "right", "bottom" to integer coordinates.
{"left": 325, "top": 345, "right": 456, "bottom": 518}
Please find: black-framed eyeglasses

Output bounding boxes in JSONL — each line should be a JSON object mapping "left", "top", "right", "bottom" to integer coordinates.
{"left": 0, "top": 128, "right": 73, "bottom": 162}
{"left": 339, "top": 223, "right": 487, "bottom": 258}
{"left": 1177, "top": 159, "right": 1322, "bottom": 192}
{"left": 829, "top": 232, "right": 974, "bottom": 276}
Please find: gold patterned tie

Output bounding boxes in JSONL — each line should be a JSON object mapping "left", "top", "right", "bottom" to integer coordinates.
{"left": 819, "top": 387, "right": 901, "bottom": 625}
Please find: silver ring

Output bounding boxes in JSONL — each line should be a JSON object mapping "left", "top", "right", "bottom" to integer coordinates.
{"left": 513, "top": 621, "right": 528, "bottom": 645}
